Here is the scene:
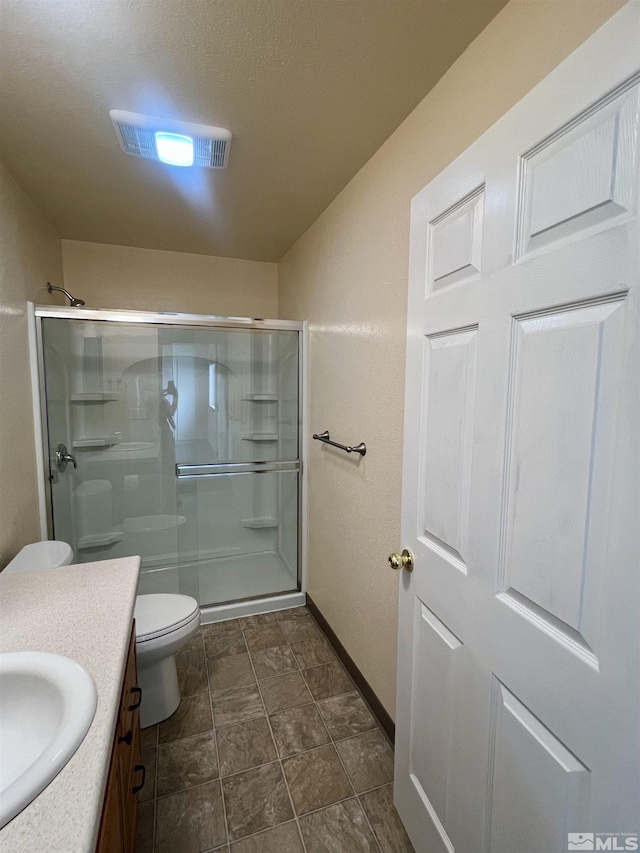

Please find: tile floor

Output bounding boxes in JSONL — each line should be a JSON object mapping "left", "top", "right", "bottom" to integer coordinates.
{"left": 135, "top": 606, "right": 414, "bottom": 853}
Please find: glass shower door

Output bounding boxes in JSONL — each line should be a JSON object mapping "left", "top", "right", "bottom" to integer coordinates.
{"left": 169, "top": 326, "right": 300, "bottom": 605}
{"left": 40, "top": 316, "right": 300, "bottom": 608}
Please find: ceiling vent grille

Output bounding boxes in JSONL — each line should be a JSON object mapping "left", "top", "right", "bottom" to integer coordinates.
{"left": 110, "top": 110, "right": 232, "bottom": 169}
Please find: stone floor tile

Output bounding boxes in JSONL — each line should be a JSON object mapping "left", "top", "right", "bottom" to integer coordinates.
{"left": 155, "top": 780, "right": 226, "bottom": 853}
{"left": 239, "top": 612, "right": 279, "bottom": 629}
{"left": 210, "top": 684, "right": 265, "bottom": 729}
{"left": 290, "top": 637, "right": 336, "bottom": 669}
{"left": 135, "top": 800, "right": 154, "bottom": 853}
{"left": 178, "top": 660, "right": 209, "bottom": 698}
{"left": 158, "top": 694, "right": 213, "bottom": 744}
{"left": 316, "top": 692, "right": 377, "bottom": 741}
{"left": 202, "top": 619, "right": 241, "bottom": 636}
{"left": 302, "top": 663, "right": 354, "bottom": 701}
{"left": 204, "top": 629, "right": 247, "bottom": 660}
{"left": 207, "top": 652, "right": 255, "bottom": 691}
{"left": 270, "top": 704, "right": 331, "bottom": 758}
{"left": 222, "top": 762, "right": 293, "bottom": 841}
{"left": 276, "top": 606, "right": 311, "bottom": 621}
{"left": 260, "top": 671, "right": 313, "bottom": 714}
{"left": 243, "top": 622, "right": 287, "bottom": 652}
{"left": 229, "top": 821, "right": 304, "bottom": 853}
{"left": 360, "top": 784, "right": 414, "bottom": 853}
{"left": 251, "top": 645, "right": 299, "bottom": 679}
{"left": 217, "top": 716, "right": 277, "bottom": 777}
{"left": 336, "top": 729, "right": 394, "bottom": 793}
{"left": 282, "top": 744, "right": 352, "bottom": 815}
{"left": 176, "top": 634, "right": 206, "bottom": 669}
{"left": 157, "top": 730, "right": 219, "bottom": 797}
{"left": 298, "top": 798, "right": 379, "bottom": 853}
{"left": 279, "top": 617, "right": 322, "bottom": 644}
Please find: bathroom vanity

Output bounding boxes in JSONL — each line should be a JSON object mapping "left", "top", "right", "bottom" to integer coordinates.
{"left": 96, "top": 625, "right": 142, "bottom": 853}
{"left": 0, "top": 556, "right": 141, "bottom": 853}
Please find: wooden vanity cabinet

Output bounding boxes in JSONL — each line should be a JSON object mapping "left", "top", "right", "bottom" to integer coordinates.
{"left": 96, "top": 624, "right": 143, "bottom": 853}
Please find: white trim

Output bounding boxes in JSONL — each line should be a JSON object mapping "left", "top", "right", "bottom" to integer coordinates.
{"left": 27, "top": 303, "right": 48, "bottom": 539}
{"left": 299, "top": 320, "right": 309, "bottom": 594}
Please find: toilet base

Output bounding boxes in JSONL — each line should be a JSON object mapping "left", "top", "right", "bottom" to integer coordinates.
{"left": 137, "top": 654, "right": 181, "bottom": 728}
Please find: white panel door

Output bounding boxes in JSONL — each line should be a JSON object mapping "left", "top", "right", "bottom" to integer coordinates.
{"left": 395, "top": 5, "right": 640, "bottom": 852}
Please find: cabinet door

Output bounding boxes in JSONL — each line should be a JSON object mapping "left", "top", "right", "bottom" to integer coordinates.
{"left": 119, "top": 626, "right": 141, "bottom": 740}
{"left": 120, "top": 725, "right": 142, "bottom": 853}
{"left": 96, "top": 753, "right": 123, "bottom": 853}
{"left": 118, "top": 626, "right": 142, "bottom": 853}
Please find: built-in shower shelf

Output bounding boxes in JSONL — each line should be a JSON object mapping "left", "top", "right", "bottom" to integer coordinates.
{"left": 73, "top": 436, "right": 121, "bottom": 449}
{"left": 78, "top": 529, "right": 124, "bottom": 549}
{"left": 241, "top": 433, "right": 278, "bottom": 442}
{"left": 70, "top": 393, "right": 120, "bottom": 403}
{"left": 241, "top": 517, "right": 278, "bottom": 529}
{"left": 243, "top": 394, "right": 278, "bottom": 402}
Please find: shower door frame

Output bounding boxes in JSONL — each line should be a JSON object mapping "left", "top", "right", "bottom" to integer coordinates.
{"left": 30, "top": 304, "right": 308, "bottom": 621}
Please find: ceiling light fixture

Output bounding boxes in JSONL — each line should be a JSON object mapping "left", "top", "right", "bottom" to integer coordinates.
{"left": 110, "top": 111, "right": 232, "bottom": 169}
{"left": 155, "top": 132, "right": 194, "bottom": 167}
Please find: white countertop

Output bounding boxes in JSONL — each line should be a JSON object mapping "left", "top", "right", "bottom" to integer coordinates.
{"left": 0, "top": 557, "right": 140, "bottom": 853}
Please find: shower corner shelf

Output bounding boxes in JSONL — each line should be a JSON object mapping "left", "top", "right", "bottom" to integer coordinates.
{"left": 77, "top": 529, "right": 124, "bottom": 549}
{"left": 241, "top": 517, "right": 278, "bottom": 529}
{"left": 241, "top": 432, "right": 278, "bottom": 442}
{"left": 70, "top": 392, "right": 120, "bottom": 403}
{"left": 243, "top": 394, "right": 278, "bottom": 402}
{"left": 72, "top": 435, "right": 121, "bottom": 449}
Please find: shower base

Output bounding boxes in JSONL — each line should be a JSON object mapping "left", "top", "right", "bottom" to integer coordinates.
{"left": 137, "top": 550, "right": 303, "bottom": 621}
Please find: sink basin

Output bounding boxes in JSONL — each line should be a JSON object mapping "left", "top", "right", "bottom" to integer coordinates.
{"left": 0, "top": 652, "right": 97, "bottom": 828}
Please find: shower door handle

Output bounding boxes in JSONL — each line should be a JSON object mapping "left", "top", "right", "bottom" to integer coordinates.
{"left": 176, "top": 460, "right": 300, "bottom": 477}
{"left": 54, "top": 444, "right": 77, "bottom": 472}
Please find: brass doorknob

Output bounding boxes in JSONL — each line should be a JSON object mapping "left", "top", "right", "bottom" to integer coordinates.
{"left": 388, "top": 549, "right": 414, "bottom": 572}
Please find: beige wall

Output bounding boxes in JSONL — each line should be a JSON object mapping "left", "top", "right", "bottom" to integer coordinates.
{"left": 62, "top": 241, "right": 278, "bottom": 318}
{"left": 0, "top": 160, "right": 63, "bottom": 567}
{"left": 278, "top": 0, "right": 626, "bottom": 718}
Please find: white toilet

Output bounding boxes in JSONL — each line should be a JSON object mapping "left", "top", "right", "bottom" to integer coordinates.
{"left": 133, "top": 593, "right": 200, "bottom": 727}
{"left": 3, "top": 541, "right": 201, "bottom": 728}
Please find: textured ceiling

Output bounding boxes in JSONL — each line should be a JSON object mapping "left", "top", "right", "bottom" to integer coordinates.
{"left": 0, "top": 0, "right": 506, "bottom": 262}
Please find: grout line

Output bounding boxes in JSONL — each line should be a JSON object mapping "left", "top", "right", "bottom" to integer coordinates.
{"left": 266, "top": 698, "right": 317, "bottom": 717}
{"left": 151, "top": 771, "right": 393, "bottom": 813}
{"left": 330, "top": 733, "right": 384, "bottom": 853}
{"left": 328, "top": 721, "right": 383, "bottom": 744}
{"left": 306, "top": 605, "right": 384, "bottom": 852}
{"left": 356, "top": 790, "right": 385, "bottom": 853}
{"left": 151, "top": 796, "right": 156, "bottom": 853}
{"left": 288, "top": 611, "right": 382, "bottom": 853}
{"left": 203, "top": 630, "right": 232, "bottom": 851}
{"left": 239, "top": 617, "right": 310, "bottom": 853}
{"left": 303, "top": 608, "right": 384, "bottom": 853}
{"left": 212, "top": 694, "right": 231, "bottom": 849}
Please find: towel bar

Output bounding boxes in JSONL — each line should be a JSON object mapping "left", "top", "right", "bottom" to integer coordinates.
{"left": 312, "top": 430, "right": 366, "bottom": 457}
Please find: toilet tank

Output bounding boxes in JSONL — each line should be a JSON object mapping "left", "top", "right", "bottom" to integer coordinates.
{"left": 3, "top": 541, "right": 74, "bottom": 574}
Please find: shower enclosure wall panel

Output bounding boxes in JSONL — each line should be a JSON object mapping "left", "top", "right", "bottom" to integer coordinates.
{"left": 33, "top": 306, "right": 305, "bottom": 618}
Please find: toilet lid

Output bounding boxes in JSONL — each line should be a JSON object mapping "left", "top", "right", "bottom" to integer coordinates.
{"left": 3, "top": 540, "right": 74, "bottom": 574}
{"left": 135, "top": 594, "right": 200, "bottom": 642}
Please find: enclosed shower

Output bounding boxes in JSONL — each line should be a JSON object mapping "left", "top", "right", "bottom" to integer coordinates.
{"left": 34, "top": 306, "right": 304, "bottom": 617}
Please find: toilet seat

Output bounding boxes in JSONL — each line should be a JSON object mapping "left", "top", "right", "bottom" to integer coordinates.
{"left": 134, "top": 594, "right": 200, "bottom": 643}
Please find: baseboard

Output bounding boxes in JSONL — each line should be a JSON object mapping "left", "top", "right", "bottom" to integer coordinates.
{"left": 306, "top": 594, "right": 395, "bottom": 744}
